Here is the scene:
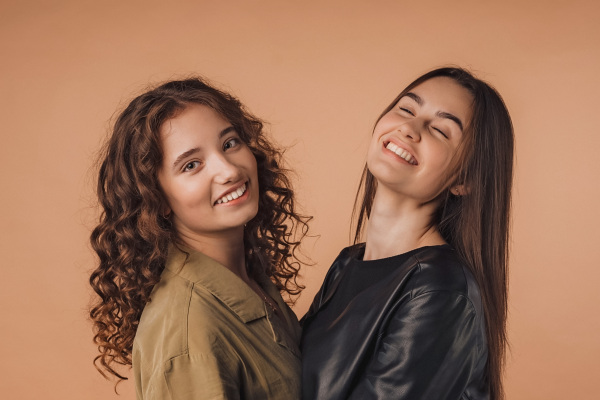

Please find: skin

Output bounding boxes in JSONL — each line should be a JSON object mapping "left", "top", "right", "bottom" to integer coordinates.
{"left": 364, "top": 77, "right": 473, "bottom": 260}
{"left": 158, "top": 104, "right": 259, "bottom": 279}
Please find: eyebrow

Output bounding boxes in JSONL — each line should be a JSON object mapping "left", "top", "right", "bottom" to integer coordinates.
{"left": 402, "top": 92, "right": 464, "bottom": 131}
{"left": 404, "top": 92, "right": 423, "bottom": 106}
{"left": 171, "top": 125, "right": 237, "bottom": 169}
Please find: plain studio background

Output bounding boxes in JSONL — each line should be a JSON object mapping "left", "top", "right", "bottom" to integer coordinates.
{"left": 1, "top": 1, "right": 598, "bottom": 399}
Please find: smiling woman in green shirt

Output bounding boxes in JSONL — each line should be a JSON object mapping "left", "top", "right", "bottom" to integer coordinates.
{"left": 89, "top": 78, "right": 309, "bottom": 399}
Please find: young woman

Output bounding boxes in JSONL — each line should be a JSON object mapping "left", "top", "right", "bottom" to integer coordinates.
{"left": 301, "top": 67, "right": 514, "bottom": 400}
{"left": 89, "top": 77, "right": 309, "bottom": 399}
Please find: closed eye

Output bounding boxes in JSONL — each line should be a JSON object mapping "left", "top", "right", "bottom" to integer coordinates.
{"left": 433, "top": 127, "right": 448, "bottom": 138}
{"left": 399, "top": 107, "right": 414, "bottom": 116}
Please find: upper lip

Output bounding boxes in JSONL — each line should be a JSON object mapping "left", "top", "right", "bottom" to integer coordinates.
{"left": 214, "top": 181, "right": 247, "bottom": 205}
{"left": 383, "top": 138, "right": 418, "bottom": 165}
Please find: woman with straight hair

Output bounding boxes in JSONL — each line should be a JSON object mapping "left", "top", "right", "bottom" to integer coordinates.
{"left": 301, "top": 67, "right": 513, "bottom": 399}
{"left": 89, "top": 77, "right": 309, "bottom": 399}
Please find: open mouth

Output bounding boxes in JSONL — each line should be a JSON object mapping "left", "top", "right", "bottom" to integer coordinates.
{"left": 215, "top": 182, "right": 248, "bottom": 205}
{"left": 385, "top": 142, "right": 418, "bottom": 165}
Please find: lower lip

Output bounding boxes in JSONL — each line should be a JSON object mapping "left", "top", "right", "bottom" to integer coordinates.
{"left": 215, "top": 185, "right": 250, "bottom": 207}
{"left": 383, "top": 143, "right": 416, "bottom": 166}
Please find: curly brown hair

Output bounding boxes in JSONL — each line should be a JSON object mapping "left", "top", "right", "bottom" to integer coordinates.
{"left": 89, "top": 77, "right": 310, "bottom": 383}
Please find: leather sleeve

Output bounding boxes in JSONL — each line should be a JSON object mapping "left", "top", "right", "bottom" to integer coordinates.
{"left": 348, "top": 290, "right": 483, "bottom": 400}
{"left": 300, "top": 250, "right": 348, "bottom": 326}
{"left": 300, "top": 283, "right": 325, "bottom": 326}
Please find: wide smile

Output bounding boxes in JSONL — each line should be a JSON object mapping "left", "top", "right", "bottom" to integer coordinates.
{"left": 384, "top": 141, "right": 418, "bottom": 165}
{"left": 214, "top": 182, "right": 249, "bottom": 205}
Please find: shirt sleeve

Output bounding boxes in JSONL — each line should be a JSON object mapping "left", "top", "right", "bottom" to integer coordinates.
{"left": 141, "top": 352, "right": 240, "bottom": 400}
{"left": 348, "top": 290, "right": 483, "bottom": 400}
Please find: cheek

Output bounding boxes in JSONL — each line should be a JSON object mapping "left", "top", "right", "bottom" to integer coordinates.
{"left": 421, "top": 148, "right": 457, "bottom": 189}
{"left": 250, "top": 155, "right": 258, "bottom": 176}
{"left": 167, "top": 180, "right": 211, "bottom": 214}
{"left": 157, "top": 174, "right": 176, "bottom": 208}
{"left": 371, "top": 119, "right": 389, "bottom": 141}
{"left": 373, "top": 112, "right": 401, "bottom": 134}
{"left": 369, "top": 116, "right": 398, "bottom": 153}
{"left": 428, "top": 140, "right": 456, "bottom": 165}
{"left": 367, "top": 129, "right": 385, "bottom": 161}
{"left": 365, "top": 143, "right": 379, "bottom": 171}
{"left": 244, "top": 149, "right": 258, "bottom": 178}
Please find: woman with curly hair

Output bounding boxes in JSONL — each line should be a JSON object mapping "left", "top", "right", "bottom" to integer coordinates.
{"left": 89, "top": 77, "right": 309, "bottom": 399}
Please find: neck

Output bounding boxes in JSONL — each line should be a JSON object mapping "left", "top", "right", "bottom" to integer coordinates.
{"left": 176, "top": 226, "right": 248, "bottom": 280}
{"left": 363, "top": 186, "right": 446, "bottom": 261}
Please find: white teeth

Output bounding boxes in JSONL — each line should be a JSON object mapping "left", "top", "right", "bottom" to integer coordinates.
{"left": 216, "top": 183, "right": 247, "bottom": 204}
{"left": 385, "top": 142, "right": 417, "bottom": 165}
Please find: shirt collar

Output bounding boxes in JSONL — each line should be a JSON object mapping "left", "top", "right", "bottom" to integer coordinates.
{"left": 165, "top": 243, "right": 267, "bottom": 323}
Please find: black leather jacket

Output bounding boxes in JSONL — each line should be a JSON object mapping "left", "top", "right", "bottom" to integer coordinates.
{"left": 301, "top": 244, "right": 489, "bottom": 399}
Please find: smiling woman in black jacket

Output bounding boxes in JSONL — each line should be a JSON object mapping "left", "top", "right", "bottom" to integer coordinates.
{"left": 301, "top": 67, "right": 514, "bottom": 400}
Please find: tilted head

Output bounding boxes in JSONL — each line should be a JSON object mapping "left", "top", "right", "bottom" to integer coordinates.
{"left": 354, "top": 67, "right": 514, "bottom": 399}
{"left": 366, "top": 75, "right": 474, "bottom": 205}
{"left": 355, "top": 67, "right": 514, "bottom": 245}
{"left": 90, "top": 77, "right": 310, "bottom": 382}
{"left": 97, "top": 78, "right": 273, "bottom": 244}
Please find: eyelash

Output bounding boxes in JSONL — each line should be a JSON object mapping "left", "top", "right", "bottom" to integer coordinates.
{"left": 399, "top": 107, "right": 414, "bottom": 116}
{"left": 181, "top": 138, "right": 241, "bottom": 172}
{"left": 223, "top": 137, "right": 240, "bottom": 150}
{"left": 433, "top": 127, "right": 448, "bottom": 138}
{"left": 183, "top": 161, "right": 200, "bottom": 172}
{"left": 399, "top": 106, "right": 449, "bottom": 139}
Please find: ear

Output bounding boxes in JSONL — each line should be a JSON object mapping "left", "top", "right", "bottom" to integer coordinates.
{"left": 162, "top": 206, "right": 172, "bottom": 218}
{"left": 450, "top": 184, "right": 469, "bottom": 196}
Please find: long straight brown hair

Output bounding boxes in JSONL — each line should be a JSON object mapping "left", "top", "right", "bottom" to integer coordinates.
{"left": 353, "top": 67, "right": 514, "bottom": 399}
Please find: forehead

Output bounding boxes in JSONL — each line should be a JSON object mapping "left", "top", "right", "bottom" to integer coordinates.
{"left": 160, "top": 104, "right": 228, "bottom": 138}
{"left": 407, "top": 77, "right": 474, "bottom": 124}
{"left": 158, "top": 104, "right": 232, "bottom": 162}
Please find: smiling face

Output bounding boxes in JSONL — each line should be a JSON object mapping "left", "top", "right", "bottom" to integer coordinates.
{"left": 367, "top": 77, "right": 474, "bottom": 203}
{"left": 157, "top": 104, "right": 259, "bottom": 239}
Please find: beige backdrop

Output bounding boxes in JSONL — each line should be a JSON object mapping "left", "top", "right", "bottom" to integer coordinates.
{"left": 1, "top": 1, "right": 599, "bottom": 399}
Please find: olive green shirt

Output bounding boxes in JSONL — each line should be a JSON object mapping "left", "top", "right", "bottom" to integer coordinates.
{"left": 132, "top": 244, "right": 302, "bottom": 399}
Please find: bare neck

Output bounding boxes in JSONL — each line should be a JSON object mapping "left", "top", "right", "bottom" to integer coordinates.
{"left": 363, "top": 187, "right": 446, "bottom": 261}
{"left": 176, "top": 226, "right": 248, "bottom": 281}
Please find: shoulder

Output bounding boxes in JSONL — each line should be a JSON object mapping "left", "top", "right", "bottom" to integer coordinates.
{"left": 406, "top": 246, "right": 482, "bottom": 310}
{"left": 313, "top": 244, "right": 361, "bottom": 288}
{"left": 327, "top": 243, "right": 363, "bottom": 273}
{"left": 135, "top": 269, "right": 236, "bottom": 358}
{"left": 134, "top": 270, "right": 193, "bottom": 360}
{"left": 137, "top": 268, "right": 194, "bottom": 337}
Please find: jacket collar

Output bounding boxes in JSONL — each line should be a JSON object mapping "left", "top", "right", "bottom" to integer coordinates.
{"left": 165, "top": 243, "right": 267, "bottom": 323}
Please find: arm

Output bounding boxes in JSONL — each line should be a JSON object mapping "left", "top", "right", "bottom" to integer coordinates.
{"left": 300, "top": 249, "right": 350, "bottom": 325}
{"left": 140, "top": 353, "right": 240, "bottom": 400}
{"left": 300, "top": 282, "right": 327, "bottom": 326}
{"left": 348, "top": 291, "right": 483, "bottom": 400}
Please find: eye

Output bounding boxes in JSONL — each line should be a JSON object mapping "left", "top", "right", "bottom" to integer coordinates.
{"left": 399, "top": 107, "right": 414, "bottom": 116}
{"left": 433, "top": 127, "right": 448, "bottom": 139}
{"left": 223, "top": 138, "right": 240, "bottom": 150}
{"left": 183, "top": 161, "right": 201, "bottom": 172}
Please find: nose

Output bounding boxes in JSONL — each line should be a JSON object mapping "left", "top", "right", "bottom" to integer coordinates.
{"left": 211, "top": 154, "right": 242, "bottom": 184}
{"left": 399, "top": 119, "right": 422, "bottom": 142}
